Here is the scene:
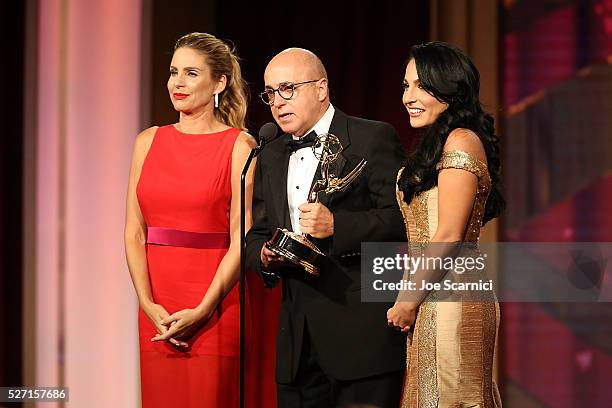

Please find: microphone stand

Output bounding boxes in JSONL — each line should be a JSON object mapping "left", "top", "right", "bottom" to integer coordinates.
{"left": 239, "top": 136, "right": 269, "bottom": 408}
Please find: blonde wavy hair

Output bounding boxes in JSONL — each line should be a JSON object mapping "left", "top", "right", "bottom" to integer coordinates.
{"left": 174, "top": 32, "right": 248, "bottom": 131}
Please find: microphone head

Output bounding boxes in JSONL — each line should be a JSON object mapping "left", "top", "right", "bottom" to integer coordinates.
{"left": 258, "top": 122, "right": 278, "bottom": 145}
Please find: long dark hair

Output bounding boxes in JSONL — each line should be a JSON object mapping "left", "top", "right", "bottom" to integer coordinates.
{"left": 397, "top": 41, "right": 504, "bottom": 224}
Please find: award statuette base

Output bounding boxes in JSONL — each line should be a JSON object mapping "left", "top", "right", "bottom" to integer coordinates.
{"left": 266, "top": 228, "right": 325, "bottom": 276}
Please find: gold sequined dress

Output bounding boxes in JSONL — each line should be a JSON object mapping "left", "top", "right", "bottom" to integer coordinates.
{"left": 396, "top": 150, "right": 502, "bottom": 408}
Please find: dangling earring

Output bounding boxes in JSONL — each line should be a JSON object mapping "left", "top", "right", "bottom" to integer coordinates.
{"left": 214, "top": 93, "right": 219, "bottom": 109}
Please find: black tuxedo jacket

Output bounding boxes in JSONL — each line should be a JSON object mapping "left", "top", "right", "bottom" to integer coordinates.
{"left": 245, "top": 109, "right": 407, "bottom": 383}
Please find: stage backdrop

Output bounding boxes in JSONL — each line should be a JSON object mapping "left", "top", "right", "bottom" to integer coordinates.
{"left": 27, "top": 0, "right": 143, "bottom": 406}
{"left": 501, "top": 1, "right": 612, "bottom": 407}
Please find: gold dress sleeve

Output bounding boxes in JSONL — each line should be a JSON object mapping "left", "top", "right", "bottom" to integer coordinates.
{"left": 437, "top": 150, "right": 492, "bottom": 243}
{"left": 436, "top": 150, "right": 489, "bottom": 181}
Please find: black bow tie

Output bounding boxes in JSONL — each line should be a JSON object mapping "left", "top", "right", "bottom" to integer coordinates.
{"left": 286, "top": 131, "right": 317, "bottom": 153}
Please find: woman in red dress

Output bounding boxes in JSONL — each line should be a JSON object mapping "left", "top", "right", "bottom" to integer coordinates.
{"left": 124, "top": 32, "right": 276, "bottom": 407}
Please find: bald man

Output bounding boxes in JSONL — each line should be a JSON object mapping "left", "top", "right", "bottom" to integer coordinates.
{"left": 246, "top": 49, "right": 407, "bottom": 407}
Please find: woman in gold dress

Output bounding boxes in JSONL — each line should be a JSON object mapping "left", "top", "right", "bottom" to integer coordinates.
{"left": 387, "top": 42, "right": 505, "bottom": 407}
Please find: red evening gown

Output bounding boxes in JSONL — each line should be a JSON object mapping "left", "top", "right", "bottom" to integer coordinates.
{"left": 136, "top": 125, "right": 280, "bottom": 408}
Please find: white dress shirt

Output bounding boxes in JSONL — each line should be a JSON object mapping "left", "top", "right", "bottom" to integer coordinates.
{"left": 287, "top": 104, "right": 335, "bottom": 233}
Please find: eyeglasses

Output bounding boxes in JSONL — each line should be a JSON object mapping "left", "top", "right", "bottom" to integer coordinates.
{"left": 259, "top": 79, "right": 320, "bottom": 105}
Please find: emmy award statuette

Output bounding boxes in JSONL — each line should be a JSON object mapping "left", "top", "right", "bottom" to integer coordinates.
{"left": 265, "top": 133, "right": 367, "bottom": 276}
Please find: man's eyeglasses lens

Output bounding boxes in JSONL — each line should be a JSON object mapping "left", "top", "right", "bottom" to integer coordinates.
{"left": 259, "top": 80, "right": 319, "bottom": 105}
{"left": 260, "top": 83, "right": 295, "bottom": 105}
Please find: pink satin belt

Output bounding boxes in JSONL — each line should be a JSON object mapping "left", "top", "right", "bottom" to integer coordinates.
{"left": 146, "top": 227, "right": 230, "bottom": 249}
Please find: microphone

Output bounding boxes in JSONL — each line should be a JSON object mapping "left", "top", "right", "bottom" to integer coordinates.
{"left": 238, "top": 120, "right": 279, "bottom": 405}
{"left": 258, "top": 122, "right": 279, "bottom": 147}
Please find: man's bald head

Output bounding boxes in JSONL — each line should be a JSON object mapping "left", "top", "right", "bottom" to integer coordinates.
{"left": 263, "top": 48, "right": 330, "bottom": 137}
{"left": 266, "top": 48, "right": 328, "bottom": 81}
